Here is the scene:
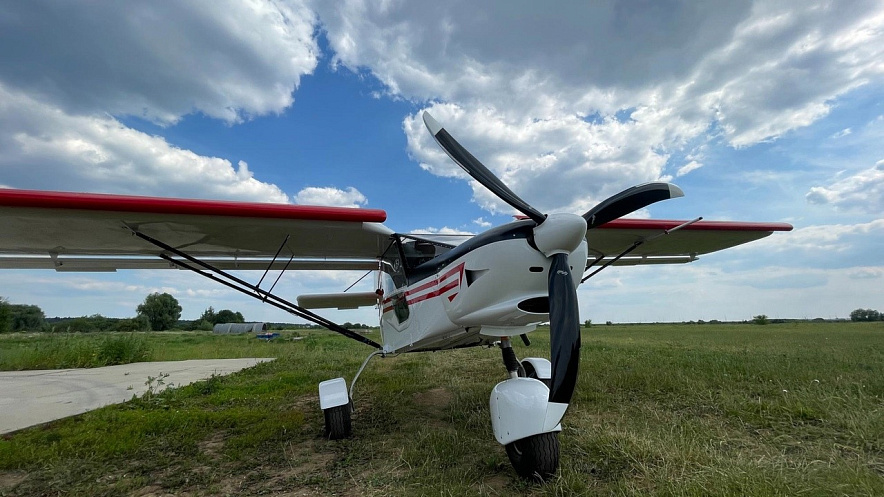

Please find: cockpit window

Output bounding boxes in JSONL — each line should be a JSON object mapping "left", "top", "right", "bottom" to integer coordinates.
{"left": 399, "top": 236, "right": 455, "bottom": 270}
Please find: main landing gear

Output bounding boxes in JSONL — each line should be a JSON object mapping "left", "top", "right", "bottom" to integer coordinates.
{"left": 491, "top": 337, "right": 560, "bottom": 481}
{"left": 318, "top": 342, "right": 560, "bottom": 481}
{"left": 318, "top": 350, "right": 382, "bottom": 440}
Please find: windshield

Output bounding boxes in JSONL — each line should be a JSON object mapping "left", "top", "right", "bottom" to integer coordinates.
{"left": 398, "top": 235, "right": 457, "bottom": 270}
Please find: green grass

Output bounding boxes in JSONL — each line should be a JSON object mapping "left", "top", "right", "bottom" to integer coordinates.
{"left": 0, "top": 322, "right": 882, "bottom": 495}
{"left": 0, "top": 333, "right": 153, "bottom": 369}
{"left": 0, "top": 331, "right": 304, "bottom": 370}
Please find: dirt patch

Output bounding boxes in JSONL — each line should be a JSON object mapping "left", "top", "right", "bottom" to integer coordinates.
{"left": 198, "top": 432, "right": 227, "bottom": 461}
{"left": 413, "top": 387, "right": 453, "bottom": 410}
{"left": 131, "top": 485, "right": 182, "bottom": 497}
{"left": 0, "top": 470, "right": 26, "bottom": 491}
{"left": 477, "top": 473, "right": 513, "bottom": 495}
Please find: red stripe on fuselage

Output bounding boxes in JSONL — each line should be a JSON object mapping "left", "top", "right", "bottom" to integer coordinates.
{"left": 382, "top": 262, "right": 465, "bottom": 313}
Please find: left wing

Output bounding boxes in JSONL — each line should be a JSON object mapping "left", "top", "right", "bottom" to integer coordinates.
{"left": 0, "top": 189, "right": 392, "bottom": 272}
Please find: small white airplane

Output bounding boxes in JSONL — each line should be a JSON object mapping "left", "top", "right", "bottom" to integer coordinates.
{"left": 0, "top": 112, "right": 791, "bottom": 480}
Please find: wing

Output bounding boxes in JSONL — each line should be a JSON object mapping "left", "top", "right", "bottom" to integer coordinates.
{"left": 587, "top": 218, "right": 793, "bottom": 266}
{"left": 0, "top": 189, "right": 392, "bottom": 271}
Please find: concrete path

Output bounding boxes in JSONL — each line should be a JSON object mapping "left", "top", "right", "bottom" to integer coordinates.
{"left": 0, "top": 358, "right": 274, "bottom": 434}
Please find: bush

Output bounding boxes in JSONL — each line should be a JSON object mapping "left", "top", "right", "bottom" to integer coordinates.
{"left": 97, "top": 335, "right": 151, "bottom": 365}
{"left": 753, "top": 315, "right": 769, "bottom": 325}
{"left": 116, "top": 315, "right": 151, "bottom": 332}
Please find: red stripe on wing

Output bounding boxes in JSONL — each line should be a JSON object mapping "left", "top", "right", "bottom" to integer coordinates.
{"left": 0, "top": 189, "right": 387, "bottom": 223}
{"left": 596, "top": 219, "right": 793, "bottom": 232}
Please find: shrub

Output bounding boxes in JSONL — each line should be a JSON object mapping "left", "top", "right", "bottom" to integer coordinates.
{"left": 97, "top": 335, "right": 151, "bottom": 365}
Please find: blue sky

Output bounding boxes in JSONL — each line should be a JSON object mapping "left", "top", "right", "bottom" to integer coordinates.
{"left": 0, "top": 1, "right": 882, "bottom": 324}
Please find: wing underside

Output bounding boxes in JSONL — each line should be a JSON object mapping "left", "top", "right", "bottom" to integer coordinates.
{"left": 586, "top": 218, "right": 792, "bottom": 267}
{"left": 0, "top": 190, "right": 392, "bottom": 271}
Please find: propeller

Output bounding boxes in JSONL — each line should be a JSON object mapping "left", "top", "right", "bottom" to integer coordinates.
{"left": 582, "top": 182, "right": 684, "bottom": 229}
{"left": 422, "top": 111, "right": 682, "bottom": 426}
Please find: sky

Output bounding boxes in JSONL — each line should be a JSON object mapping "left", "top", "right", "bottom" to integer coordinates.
{"left": 0, "top": 1, "right": 882, "bottom": 325}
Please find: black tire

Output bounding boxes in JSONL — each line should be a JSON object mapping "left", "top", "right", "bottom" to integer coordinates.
{"left": 324, "top": 404, "right": 352, "bottom": 440}
{"left": 521, "top": 361, "right": 551, "bottom": 388}
{"left": 505, "top": 432, "right": 560, "bottom": 481}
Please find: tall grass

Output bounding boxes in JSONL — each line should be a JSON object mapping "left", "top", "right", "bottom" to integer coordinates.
{"left": 0, "top": 333, "right": 151, "bottom": 370}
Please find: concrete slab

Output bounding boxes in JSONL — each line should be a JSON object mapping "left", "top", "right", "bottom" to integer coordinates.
{"left": 0, "top": 358, "right": 274, "bottom": 434}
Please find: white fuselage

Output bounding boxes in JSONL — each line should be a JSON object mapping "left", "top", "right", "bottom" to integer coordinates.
{"left": 379, "top": 225, "right": 587, "bottom": 353}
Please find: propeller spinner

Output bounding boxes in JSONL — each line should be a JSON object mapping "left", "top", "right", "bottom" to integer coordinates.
{"left": 422, "top": 111, "right": 683, "bottom": 425}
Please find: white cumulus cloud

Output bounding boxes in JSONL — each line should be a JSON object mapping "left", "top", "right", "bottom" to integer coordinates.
{"left": 0, "top": 1, "right": 319, "bottom": 201}
{"left": 294, "top": 186, "right": 368, "bottom": 208}
{"left": 806, "top": 160, "right": 884, "bottom": 213}
{"left": 315, "top": 1, "right": 884, "bottom": 215}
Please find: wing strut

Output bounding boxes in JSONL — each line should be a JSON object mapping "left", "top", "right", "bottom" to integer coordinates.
{"left": 130, "top": 229, "right": 382, "bottom": 350}
{"left": 581, "top": 217, "right": 702, "bottom": 282}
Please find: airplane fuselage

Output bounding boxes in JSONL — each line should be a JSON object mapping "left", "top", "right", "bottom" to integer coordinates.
{"left": 379, "top": 220, "right": 587, "bottom": 353}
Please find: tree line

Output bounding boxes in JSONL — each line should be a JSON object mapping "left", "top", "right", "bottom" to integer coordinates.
{"left": 0, "top": 292, "right": 250, "bottom": 332}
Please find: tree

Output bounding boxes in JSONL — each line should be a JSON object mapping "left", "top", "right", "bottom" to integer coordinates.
{"left": 214, "top": 309, "right": 244, "bottom": 324}
{"left": 199, "top": 306, "right": 216, "bottom": 324}
{"left": 850, "top": 308, "right": 882, "bottom": 322}
{"left": 0, "top": 297, "right": 10, "bottom": 333}
{"left": 753, "top": 314, "right": 769, "bottom": 325}
{"left": 136, "top": 293, "right": 182, "bottom": 331}
{"left": 10, "top": 304, "right": 46, "bottom": 331}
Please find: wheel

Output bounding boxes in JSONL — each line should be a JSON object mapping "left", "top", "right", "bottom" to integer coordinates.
{"left": 505, "top": 432, "right": 560, "bottom": 481}
{"left": 323, "top": 404, "right": 352, "bottom": 440}
{"left": 521, "top": 361, "right": 551, "bottom": 388}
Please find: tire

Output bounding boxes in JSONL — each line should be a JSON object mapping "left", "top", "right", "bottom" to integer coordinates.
{"left": 324, "top": 404, "right": 352, "bottom": 440}
{"left": 522, "top": 361, "right": 551, "bottom": 388}
{"left": 505, "top": 432, "right": 560, "bottom": 481}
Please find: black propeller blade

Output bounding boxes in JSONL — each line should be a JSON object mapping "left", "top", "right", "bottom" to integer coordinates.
{"left": 547, "top": 252, "right": 581, "bottom": 405}
{"left": 582, "top": 182, "right": 684, "bottom": 229}
{"left": 422, "top": 112, "right": 546, "bottom": 224}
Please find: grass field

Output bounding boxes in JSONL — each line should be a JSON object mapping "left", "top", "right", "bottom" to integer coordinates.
{"left": 1, "top": 322, "right": 882, "bottom": 496}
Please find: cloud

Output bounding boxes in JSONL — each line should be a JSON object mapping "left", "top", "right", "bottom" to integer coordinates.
{"left": 741, "top": 218, "right": 884, "bottom": 253}
{"left": 580, "top": 262, "right": 884, "bottom": 322}
{"left": 848, "top": 267, "right": 883, "bottom": 280}
{"left": 404, "top": 103, "right": 669, "bottom": 216}
{"left": 0, "top": 1, "right": 324, "bottom": 201}
{"left": 831, "top": 128, "right": 853, "bottom": 139}
{"left": 0, "top": 1, "right": 318, "bottom": 124}
{"left": 316, "top": 1, "right": 884, "bottom": 215}
{"left": 409, "top": 226, "right": 475, "bottom": 236}
{"left": 294, "top": 186, "right": 367, "bottom": 207}
{"left": 806, "top": 160, "right": 884, "bottom": 213}
{"left": 676, "top": 160, "right": 704, "bottom": 177}
{"left": 0, "top": 84, "right": 290, "bottom": 201}
{"left": 473, "top": 217, "right": 492, "bottom": 228}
